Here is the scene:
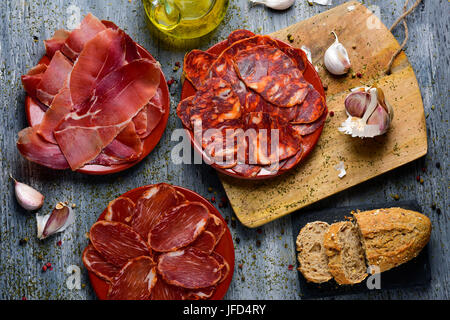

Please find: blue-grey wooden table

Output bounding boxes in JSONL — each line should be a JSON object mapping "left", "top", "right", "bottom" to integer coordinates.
{"left": 0, "top": 0, "right": 448, "bottom": 300}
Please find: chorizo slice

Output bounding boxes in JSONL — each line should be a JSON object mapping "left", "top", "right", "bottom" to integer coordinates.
{"left": 103, "top": 196, "right": 135, "bottom": 225}
{"left": 231, "top": 163, "right": 262, "bottom": 177}
{"left": 291, "top": 85, "right": 326, "bottom": 124}
{"left": 190, "top": 230, "right": 216, "bottom": 254}
{"left": 234, "top": 45, "right": 309, "bottom": 107}
{"left": 227, "top": 29, "right": 256, "bottom": 45}
{"left": 157, "top": 248, "right": 222, "bottom": 289}
{"left": 82, "top": 244, "right": 120, "bottom": 282}
{"left": 177, "top": 96, "right": 194, "bottom": 129}
{"left": 148, "top": 202, "right": 210, "bottom": 252}
{"left": 245, "top": 91, "right": 299, "bottom": 123}
{"left": 89, "top": 221, "right": 151, "bottom": 267}
{"left": 184, "top": 50, "right": 218, "bottom": 89}
{"left": 292, "top": 110, "right": 327, "bottom": 136}
{"left": 278, "top": 46, "right": 308, "bottom": 73}
{"left": 131, "top": 183, "right": 181, "bottom": 240}
{"left": 243, "top": 112, "right": 301, "bottom": 165}
{"left": 107, "top": 256, "right": 157, "bottom": 300}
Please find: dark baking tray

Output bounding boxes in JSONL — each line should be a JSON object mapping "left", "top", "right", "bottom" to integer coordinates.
{"left": 291, "top": 200, "right": 431, "bottom": 299}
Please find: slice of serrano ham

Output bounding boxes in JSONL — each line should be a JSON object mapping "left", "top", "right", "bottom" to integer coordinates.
{"left": 82, "top": 244, "right": 120, "bottom": 282}
{"left": 89, "top": 221, "right": 151, "bottom": 267}
{"left": 21, "top": 64, "right": 48, "bottom": 106}
{"left": 157, "top": 248, "right": 222, "bottom": 289}
{"left": 131, "top": 183, "right": 181, "bottom": 240}
{"left": 148, "top": 202, "right": 210, "bottom": 252}
{"left": 107, "top": 256, "right": 157, "bottom": 300}
{"left": 44, "top": 29, "right": 70, "bottom": 59}
{"left": 190, "top": 230, "right": 216, "bottom": 254}
{"left": 104, "top": 196, "right": 135, "bottom": 224}
{"left": 53, "top": 59, "right": 160, "bottom": 170}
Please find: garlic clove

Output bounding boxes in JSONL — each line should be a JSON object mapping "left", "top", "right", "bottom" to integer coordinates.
{"left": 344, "top": 91, "right": 371, "bottom": 118}
{"left": 324, "top": 31, "right": 351, "bottom": 75}
{"left": 250, "top": 0, "right": 295, "bottom": 10}
{"left": 36, "top": 202, "right": 75, "bottom": 240}
{"left": 11, "top": 175, "right": 44, "bottom": 211}
{"left": 367, "top": 105, "right": 391, "bottom": 135}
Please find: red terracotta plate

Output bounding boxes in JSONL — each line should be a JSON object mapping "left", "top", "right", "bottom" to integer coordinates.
{"left": 25, "top": 44, "right": 170, "bottom": 175}
{"left": 87, "top": 184, "right": 235, "bottom": 300}
{"left": 180, "top": 37, "right": 327, "bottom": 180}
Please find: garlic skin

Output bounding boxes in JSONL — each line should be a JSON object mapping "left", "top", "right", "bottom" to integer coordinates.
{"left": 36, "top": 202, "right": 75, "bottom": 240}
{"left": 250, "top": 0, "right": 295, "bottom": 10}
{"left": 339, "top": 86, "right": 394, "bottom": 138}
{"left": 324, "top": 32, "right": 351, "bottom": 75}
{"left": 11, "top": 175, "right": 44, "bottom": 211}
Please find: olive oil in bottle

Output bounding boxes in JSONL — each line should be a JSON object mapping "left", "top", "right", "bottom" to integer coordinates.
{"left": 143, "top": 0, "right": 229, "bottom": 39}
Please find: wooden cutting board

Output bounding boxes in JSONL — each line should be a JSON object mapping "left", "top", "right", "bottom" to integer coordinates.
{"left": 219, "top": 1, "right": 427, "bottom": 228}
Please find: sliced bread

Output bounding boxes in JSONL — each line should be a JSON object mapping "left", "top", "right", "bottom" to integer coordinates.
{"left": 323, "top": 221, "right": 368, "bottom": 285}
{"left": 296, "top": 221, "right": 332, "bottom": 283}
{"left": 354, "top": 208, "right": 432, "bottom": 273}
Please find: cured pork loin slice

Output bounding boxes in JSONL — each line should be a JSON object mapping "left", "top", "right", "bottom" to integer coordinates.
{"left": 82, "top": 244, "right": 120, "bottom": 282}
{"left": 131, "top": 183, "right": 181, "bottom": 240}
{"left": 53, "top": 59, "right": 160, "bottom": 170}
{"left": 61, "top": 13, "right": 107, "bottom": 61}
{"left": 89, "top": 221, "right": 151, "bottom": 268}
{"left": 148, "top": 202, "right": 210, "bottom": 252}
{"left": 206, "top": 214, "right": 226, "bottom": 248}
{"left": 190, "top": 231, "right": 216, "bottom": 254}
{"left": 211, "top": 251, "right": 230, "bottom": 283}
{"left": 104, "top": 196, "right": 135, "bottom": 224}
{"left": 157, "top": 248, "right": 222, "bottom": 289}
{"left": 234, "top": 45, "right": 309, "bottom": 107}
{"left": 107, "top": 256, "right": 157, "bottom": 300}
{"left": 184, "top": 286, "right": 216, "bottom": 300}
{"left": 149, "top": 276, "right": 185, "bottom": 300}
{"left": 184, "top": 50, "right": 218, "bottom": 90}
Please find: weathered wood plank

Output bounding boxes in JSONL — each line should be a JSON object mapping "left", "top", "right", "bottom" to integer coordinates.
{"left": 0, "top": 0, "right": 447, "bottom": 300}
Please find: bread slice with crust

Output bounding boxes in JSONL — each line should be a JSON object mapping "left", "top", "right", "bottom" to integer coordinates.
{"left": 296, "top": 221, "right": 332, "bottom": 283}
{"left": 354, "top": 208, "right": 431, "bottom": 273}
{"left": 323, "top": 221, "right": 368, "bottom": 285}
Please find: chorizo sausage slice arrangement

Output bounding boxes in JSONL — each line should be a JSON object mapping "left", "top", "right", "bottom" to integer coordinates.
{"left": 83, "top": 183, "right": 230, "bottom": 300}
{"left": 179, "top": 30, "right": 327, "bottom": 178}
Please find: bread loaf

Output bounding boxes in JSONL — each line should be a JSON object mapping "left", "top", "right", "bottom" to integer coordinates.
{"left": 296, "top": 221, "right": 333, "bottom": 283}
{"left": 323, "top": 221, "right": 367, "bottom": 285}
{"left": 354, "top": 207, "right": 431, "bottom": 273}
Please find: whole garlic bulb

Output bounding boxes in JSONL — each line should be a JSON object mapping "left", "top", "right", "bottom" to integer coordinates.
{"left": 338, "top": 86, "right": 394, "bottom": 138}
{"left": 324, "top": 31, "right": 351, "bottom": 75}
{"left": 250, "top": 0, "right": 295, "bottom": 10}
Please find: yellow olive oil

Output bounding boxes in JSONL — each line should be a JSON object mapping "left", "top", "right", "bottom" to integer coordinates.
{"left": 143, "top": 0, "right": 229, "bottom": 39}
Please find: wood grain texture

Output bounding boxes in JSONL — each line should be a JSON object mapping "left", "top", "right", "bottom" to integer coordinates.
{"left": 220, "top": 2, "right": 427, "bottom": 228}
{"left": 0, "top": 0, "right": 447, "bottom": 300}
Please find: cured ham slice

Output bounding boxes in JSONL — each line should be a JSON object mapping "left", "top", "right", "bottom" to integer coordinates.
{"left": 35, "top": 51, "right": 72, "bottom": 106}
{"left": 211, "top": 251, "right": 230, "bottom": 283}
{"left": 107, "top": 256, "right": 157, "bottom": 300}
{"left": 54, "top": 59, "right": 160, "bottom": 170}
{"left": 104, "top": 197, "right": 135, "bottom": 224}
{"left": 89, "top": 221, "right": 151, "bottom": 267}
{"left": 100, "top": 20, "right": 142, "bottom": 63}
{"left": 184, "top": 50, "right": 218, "bottom": 89}
{"left": 133, "top": 89, "right": 165, "bottom": 139}
{"left": 148, "top": 202, "right": 210, "bottom": 252}
{"left": 82, "top": 244, "right": 120, "bottom": 281}
{"left": 190, "top": 231, "right": 216, "bottom": 254}
{"left": 69, "top": 28, "right": 125, "bottom": 108}
{"left": 21, "top": 64, "right": 48, "bottom": 104}
{"left": 101, "top": 121, "right": 143, "bottom": 162}
{"left": 234, "top": 45, "right": 309, "bottom": 107}
{"left": 150, "top": 276, "right": 185, "bottom": 300}
{"left": 37, "top": 82, "right": 72, "bottom": 144}
{"left": 157, "top": 248, "right": 222, "bottom": 289}
{"left": 44, "top": 29, "right": 70, "bottom": 59}
{"left": 206, "top": 214, "right": 226, "bottom": 247}
{"left": 61, "top": 13, "right": 107, "bottom": 61}
{"left": 131, "top": 183, "right": 181, "bottom": 240}
{"left": 17, "top": 127, "right": 69, "bottom": 169}
{"left": 227, "top": 29, "right": 256, "bottom": 45}
{"left": 291, "top": 85, "right": 326, "bottom": 124}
